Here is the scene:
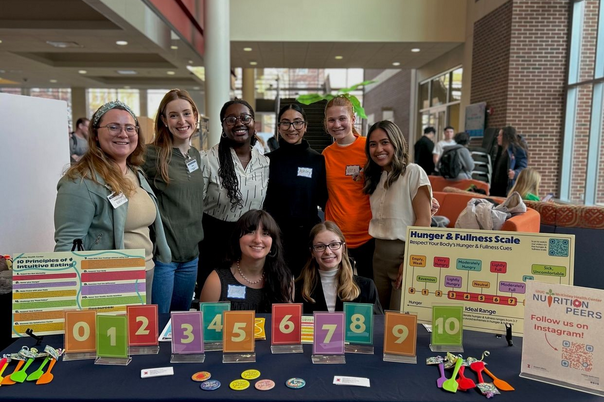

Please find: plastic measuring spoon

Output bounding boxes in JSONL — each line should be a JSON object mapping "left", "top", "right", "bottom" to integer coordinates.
{"left": 469, "top": 360, "right": 486, "bottom": 383}
{"left": 456, "top": 365, "right": 476, "bottom": 391}
{"left": 0, "top": 357, "right": 8, "bottom": 384}
{"left": 10, "top": 358, "right": 34, "bottom": 383}
{"left": 442, "top": 357, "right": 463, "bottom": 393}
{"left": 483, "top": 366, "right": 515, "bottom": 391}
{"left": 36, "top": 358, "right": 56, "bottom": 385}
{"left": 1, "top": 360, "right": 24, "bottom": 385}
{"left": 436, "top": 363, "right": 447, "bottom": 388}
{"left": 26, "top": 356, "right": 51, "bottom": 381}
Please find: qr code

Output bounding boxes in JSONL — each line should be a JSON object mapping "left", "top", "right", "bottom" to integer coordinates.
{"left": 548, "top": 238, "right": 569, "bottom": 257}
{"left": 561, "top": 341, "right": 593, "bottom": 371}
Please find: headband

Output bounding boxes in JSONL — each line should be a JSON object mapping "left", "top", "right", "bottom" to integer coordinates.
{"left": 296, "top": 80, "right": 376, "bottom": 119}
{"left": 92, "top": 100, "right": 138, "bottom": 127}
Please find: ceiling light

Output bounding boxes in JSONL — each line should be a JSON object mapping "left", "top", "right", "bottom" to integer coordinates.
{"left": 49, "top": 79, "right": 58, "bottom": 83}
{"left": 167, "top": 71, "right": 176, "bottom": 75}
{"left": 116, "top": 40, "right": 128, "bottom": 46}
{"left": 0, "top": 40, "right": 3, "bottom": 44}
{"left": 46, "top": 41, "right": 83, "bottom": 48}
{"left": 78, "top": 70, "right": 87, "bottom": 74}
{"left": 411, "top": 48, "right": 421, "bottom": 53}
{"left": 392, "top": 62, "right": 401, "bottom": 66}
{"left": 124, "top": 86, "right": 130, "bottom": 89}
{"left": 188, "top": 60, "right": 194, "bottom": 65}
{"left": 335, "top": 56, "right": 343, "bottom": 60}
{"left": 171, "top": 45, "right": 178, "bottom": 50}
{"left": 243, "top": 47, "right": 252, "bottom": 52}
{"left": 249, "top": 61, "right": 257, "bottom": 66}
{"left": 116, "top": 70, "right": 138, "bottom": 75}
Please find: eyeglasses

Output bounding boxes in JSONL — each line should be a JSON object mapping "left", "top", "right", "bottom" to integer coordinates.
{"left": 98, "top": 124, "right": 139, "bottom": 135}
{"left": 312, "top": 241, "right": 345, "bottom": 252}
{"left": 223, "top": 114, "right": 253, "bottom": 126}
{"left": 279, "top": 120, "right": 306, "bottom": 130}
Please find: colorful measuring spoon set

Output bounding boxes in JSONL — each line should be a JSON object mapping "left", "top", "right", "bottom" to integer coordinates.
{"left": 0, "top": 345, "right": 62, "bottom": 386}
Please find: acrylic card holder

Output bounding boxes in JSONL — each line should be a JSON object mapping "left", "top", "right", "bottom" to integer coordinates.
{"left": 271, "top": 303, "right": 303, "bottom": 354}
{"left": 200, "top": 302, "right": 230, "bottom": 351}
{"left": 170, "top": 311, "right": 205, "bottom": 363}
{"left": 63, "top": 310, "right": 97, "bottom": 361}
{"left": 95, "top": 314, "right": 131, "bottom": 366}
{"left": 383, "top": 311, "right": 417, "bottom": 364}
{"left": 343, "top": 302, "right": 374, "bottom": 354}
{"left": 222, "top": 310, "right": 255, "bottom": 363}
{"left": 312, "top": 312, "right": 345, "bottom": 364}
{"left": 430, "top": 305, "right": 464, "bottom": 352}
{"left": 127, "top": 305, "right": 159, "bottom": 355}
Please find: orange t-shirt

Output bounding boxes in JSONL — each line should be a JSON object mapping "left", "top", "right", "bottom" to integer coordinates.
{"left": 322, "top": 134, "right": 372, "bottom": 248}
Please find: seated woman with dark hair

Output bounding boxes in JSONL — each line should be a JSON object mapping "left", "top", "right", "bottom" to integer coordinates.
{"left": 295, "top": 221, "right": 383, "bottom": 315}
{"left": 199, "top": 209, "right": 293, "bottom": 312}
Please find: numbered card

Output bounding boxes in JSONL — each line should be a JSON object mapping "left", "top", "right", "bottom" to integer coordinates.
{"left": 313, "top": 312, "right": 345, "bottom": 355}
{"left": 271, "top": 303, "right": 302, "bottom": 345}
{"left": 343, "top": 302, "right": 374, "bottom": 345}
{"left": 96, "top": 314, "right": 128, "bottom": 358}
{"left": 127, "top": 305, "right": 158, "bottom": 346}
{"left": 64, "top": 310, "right": 97, "bottom": 353}
{"left": 200, "top": 302, "right": 230, "bottom": 343}
{"left": 223, "top": 311, "right": 255, "bottom": 353}
{"left": 383, "top": 312, "right": 417, "bottom": 356}
{"left": 431, "top": 305, "right": 463, "bottom": 348}
{"left": 171, "top": 311, "right": 204, "bottom": 354}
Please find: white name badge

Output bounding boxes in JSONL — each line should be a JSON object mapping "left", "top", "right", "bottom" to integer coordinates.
{"left": 186, "top": 158, "right": 199, "bottom": 173}
{"left": 297, "top": 167, "right": 313, "bottom": 178}
{"left": 227, "top": 284, "right": 246, "bottom": 299}
{"left": 345, "top": 165, "right": 361, "bottom": 176}
{"left": 107, "top": 192, "right": 128, "bottom": 209}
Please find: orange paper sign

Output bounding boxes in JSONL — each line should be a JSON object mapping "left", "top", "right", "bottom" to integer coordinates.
{"left": 383, "top": 312, "right": 417, "bottom": 357}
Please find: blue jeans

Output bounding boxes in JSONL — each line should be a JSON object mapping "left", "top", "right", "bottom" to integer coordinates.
{"left": 152, "top": 258, "right": 198, "bottom": 313}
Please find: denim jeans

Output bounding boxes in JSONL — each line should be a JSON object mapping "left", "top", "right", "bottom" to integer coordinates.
{"left": 152, "top": 258, "right": 198, "bottom": 313}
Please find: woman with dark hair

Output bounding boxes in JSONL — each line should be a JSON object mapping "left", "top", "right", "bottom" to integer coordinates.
{"left": 142, "top": 89, "right": 204, "bottom": 313}
{"left": 363, "top": 120, "right": 432, "bottom": 310}
{"left": 54, "top": 100, "right": 171, "bottom": 300}
{"left": 197, "top": 99, "right": 270, "bottom": 292}
{"left": 264, "top": 103, "right": 328, "bottom": 278}
{"left": 491, "top": 126, "right": 528, "bottom": 197}
{"left": 199, "top": 210, "right": 293, "bottom": 312}
{"left": 295, "top": 221, "right": 382, "bottom": 315}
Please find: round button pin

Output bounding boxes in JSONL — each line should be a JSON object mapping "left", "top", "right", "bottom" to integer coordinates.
{"left": 255, "top": 379, "right": 275, "bottom": 391}
{"left": 285, "top": 377, "right": 306, "bottom": 389}
{"left": 191, "top": 371, "right": 211, "bottom": 382}
{"left": 241, "top": 369, "right": 260, "bottom": 380}
{"left": 200, "top": 380, "right": 221, "bottom": 391}
{"left": 230, "top": 379, "right": 250, "bottom": 391}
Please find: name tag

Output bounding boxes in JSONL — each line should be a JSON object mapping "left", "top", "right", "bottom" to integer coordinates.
{"left": 345, "top": 165, "right": 361, "bottom": 176}
{"left": 297, "top": 167, "right": 313, "bottom": 178}
{"left": 227, "top": 284, "right": 246, "bottom": 299}
{"left": 107, "top": 192, "right": 128, "bottom": 209}
{"left": 186, "top": 158, "right": 199, "bottom": 173}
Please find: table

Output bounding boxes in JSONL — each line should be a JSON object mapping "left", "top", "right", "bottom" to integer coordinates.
{"left": 0, "top": 314, "right": 600, "bottom": 402}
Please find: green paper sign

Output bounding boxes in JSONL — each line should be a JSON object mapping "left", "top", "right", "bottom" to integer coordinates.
{"left": 343, "top": 302, "right": 373, "bottom": 345}
{"left": 431, "top": 305, "right": 463, "bottom": 347}
{"left": 201, "top": 302, "right": 231, "bottom": 343}
{"left": 96, "top": 315, "right": 128, "bottom": 358}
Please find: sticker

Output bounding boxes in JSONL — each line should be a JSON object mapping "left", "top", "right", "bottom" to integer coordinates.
{"left": 297, "top": 167, "right": 312, "bottom": 178}
{"left": 107, "top": 192, "right": 128, "bottom": 209}
{"left": 241, "top": 369, "right": 260, "bottom": 380}
{"left": 186, "top": 158, "right": 199, "bottom": 173}
{"left": 345, "top": 165, "right": 360, "bottom": 176}
{"left": 255, "top": 379, "right": 275, "bottom": 391}
{"left": 285, "top": 377, "right": 306, "bottom": 389}
{"left": 227, "top": 284, "right": 246, "bottom": 299}
{"left": 230, "top": 379, "right": 250, "bottom": 390}
{"left": 200, "top": 379, "right": 221, "bottom": 391}
{"left": 191, "top": 371, "right": 211, "bottom": 382}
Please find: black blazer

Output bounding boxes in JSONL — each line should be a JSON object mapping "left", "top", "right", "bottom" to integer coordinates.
{"left": 295, "top": 275, "right": 383, "bottom": 315}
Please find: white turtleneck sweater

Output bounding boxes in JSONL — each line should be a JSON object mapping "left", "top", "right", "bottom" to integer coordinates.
{"left": 318, "top": 269, "right": 338, "bottom": 312}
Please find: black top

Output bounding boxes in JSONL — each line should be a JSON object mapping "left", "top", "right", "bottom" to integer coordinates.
{"left": 414, "top": 135, "right": 435, "bottom": 175}
{"left": 216, "top": 268, "right": 268, "bottom": 313}
{"left": 294, "top": 274, "right": 383, "bottom": 315}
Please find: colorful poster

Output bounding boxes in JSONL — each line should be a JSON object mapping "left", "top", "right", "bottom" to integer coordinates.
{"left": 401, "top": 227, "right": 574, "bottom": 335}
{"left": 12, "top": 250, "right": 146, "bottom": 337}
{"left": 521, "top": 281, "right": 604, "bottom": 396}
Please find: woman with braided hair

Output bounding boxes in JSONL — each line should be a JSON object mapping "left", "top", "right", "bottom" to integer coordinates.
{"left": 197, "top": 99, "right": 270, "bottom": 294}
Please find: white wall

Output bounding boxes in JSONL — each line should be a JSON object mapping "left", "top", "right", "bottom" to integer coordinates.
{"left": 0, "top": 93, "right": 69, "bottom": 254}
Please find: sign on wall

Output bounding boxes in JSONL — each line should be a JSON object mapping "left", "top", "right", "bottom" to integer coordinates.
{"left": 465, "top": 101, "right": 487, "bottom": 138}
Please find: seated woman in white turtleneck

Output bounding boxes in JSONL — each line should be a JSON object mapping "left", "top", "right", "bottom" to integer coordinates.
{"left": 295, "top": 221, "right": 383, "bottom": 314}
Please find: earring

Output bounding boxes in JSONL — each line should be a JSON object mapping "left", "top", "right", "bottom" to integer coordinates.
{"left": 268, "top": 247, "right": 277, "bottom": 258}
{"left": 221, "top": 131, "right": 227, "bottom": 138}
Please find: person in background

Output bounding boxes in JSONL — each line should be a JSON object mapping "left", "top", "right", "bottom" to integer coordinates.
{"left": 54, "top": 101, "right": 171, "bottom": 300}
{"left": 264, "top": 103, "right": 328, "bottom": 278}
{"left": 197, "top": 99, "right": 270, "bottom": 295}
{"left": 142, "top": 89, "right": 204, "bottom": 313}
{"left": 441, "top": 132, "right": 475, "bottom": 180}
{"left": 199, "top": 210, "right": 293, "bottom": 312}
{"left": 253, "top": 134, "right": 269, "bottom": 155}
{"left": 363, "top": 120, "right": 432, "bottom": 310}
{"left": 70, "top": 117, "right": 89, "bottom": 164}
{"left": 490, "top": 126, "right": 528, "bottom": 197}
{"left": 267, "top": 134, "right": 279, "bottom": 152}
{"left": 295, "top": 221, "right": 382, "bottom": 314}
{"left": 509, "top": 167, "right": 541, "bottom": 201}
{"left": 414, "top": 126, "right": 435, "bottom": 175}
{"left": 322, "top": 96, "right": 374, "bottom": 279}
{"left": 432, "top": 125, "right": 456, "bottom": 168}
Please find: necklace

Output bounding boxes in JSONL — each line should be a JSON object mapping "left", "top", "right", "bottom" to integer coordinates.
{"left": 236, "top": 260, "right": 264, "bottom": 285}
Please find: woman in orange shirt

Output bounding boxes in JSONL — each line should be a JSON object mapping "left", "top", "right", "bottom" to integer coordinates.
{"left": 322, "top": 96, "right": 373, "bottom": 279}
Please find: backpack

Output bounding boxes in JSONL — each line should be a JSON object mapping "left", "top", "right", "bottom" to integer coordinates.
{"left": 438, "top": 147, "right": 463, "bottom": 179}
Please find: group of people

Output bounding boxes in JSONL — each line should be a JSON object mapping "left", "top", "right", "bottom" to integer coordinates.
{"left": 54, "top": 90, "right": 434, "bottom": 317}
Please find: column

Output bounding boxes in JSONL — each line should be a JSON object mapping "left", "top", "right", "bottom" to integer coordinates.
{"left": 242, "top": 68, "right": 256, "bottom": 111}
{"left": 71, "top": 87, "right": 87, "bottom": 129}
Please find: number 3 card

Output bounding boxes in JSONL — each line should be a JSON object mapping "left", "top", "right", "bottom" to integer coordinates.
{"left": 171, "top": 311, "right": 204, "bottom": 354}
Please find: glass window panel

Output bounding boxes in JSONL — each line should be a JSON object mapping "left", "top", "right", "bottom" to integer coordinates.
{"left": 450, "top": 68, "right": 463, "bottom": 102}
{"left": 567, "top": 84, "right": 593, "bottom": 204}
{"left": 448, "top": 103, "right": 460, "bottom": 131}
{"left": 431, "top": 74, "right": 449, "bottom": 106}
{"left": 594, "top": 84, "right": 604, "bottom": 205}
{"left": 420, "top": 82, "right": 429, "bottom": 110}
{"left": 88, "top": 89, "right": 140, "bottom": 120}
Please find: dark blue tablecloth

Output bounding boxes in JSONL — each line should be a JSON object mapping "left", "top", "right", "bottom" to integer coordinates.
{"left": 0, "top": 314, "right": 600, "bottom": 401}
